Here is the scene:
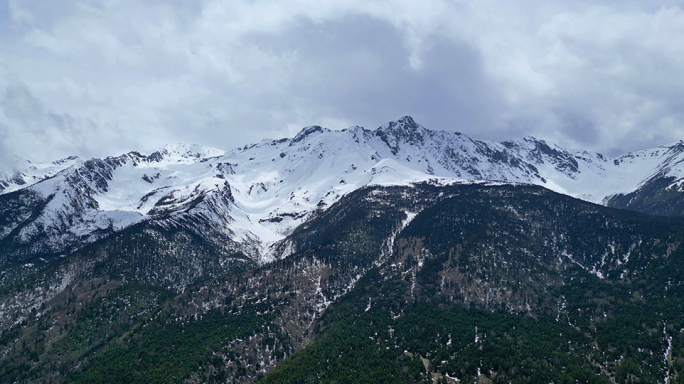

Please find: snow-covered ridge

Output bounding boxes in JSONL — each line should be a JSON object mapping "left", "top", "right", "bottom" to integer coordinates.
{"left": 0, "top": 155, "right": 81, "bottom": 195}
{"left": 153, "top": 143, "right": 226, "bottom": 160}
{"left": 2, "top": 116, "right": 684, "bottom": 263}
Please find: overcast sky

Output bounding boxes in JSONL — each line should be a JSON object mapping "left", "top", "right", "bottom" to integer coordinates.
{"left": 1, "top": 0, "right": 684, "bottom": 169}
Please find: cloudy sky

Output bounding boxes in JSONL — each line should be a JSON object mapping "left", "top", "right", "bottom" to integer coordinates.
{"left": 1, "top": 0, "right": 684, "bottom": 169}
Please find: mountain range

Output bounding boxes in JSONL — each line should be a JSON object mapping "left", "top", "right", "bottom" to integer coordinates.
{"left": 2, "top": 116, "right": 684, "bottom": 269}
{"left": 1, "top": 116, "right": 684, "bottom": 383}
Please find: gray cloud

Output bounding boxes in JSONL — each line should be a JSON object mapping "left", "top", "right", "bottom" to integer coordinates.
{"left": 246, "top": 15, "right": 505, "bottom": 135}
{"left": 1, "top": 0, "right": 684, "bottom": 163}
{"left": 0, "top": 131, "right": 15, "bottom": 174}
{"left": 0, "top": 76, "right": 137, "bottom": 164}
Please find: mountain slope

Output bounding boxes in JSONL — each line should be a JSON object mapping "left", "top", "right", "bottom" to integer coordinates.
{"left": 2, "top": 183, "right": 684, "bottom": 383}
{"left": 263, "top": 184, "right": 684, "bottom": 384}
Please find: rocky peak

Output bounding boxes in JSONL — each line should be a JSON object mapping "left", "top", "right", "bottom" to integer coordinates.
{"left": 396, "top": 115, "right": 420, "bottom": 130}
{"left": 665, "top": 140, "right": 684, "bottom": 155}
{"left": 291, "top": 125, "right": 327, "bottom": 145}
{"left": 377, "top": 116, "right": 421, "bottom": 133}
{"left": 375, "top": 116, "right": 426, "bottom": 155}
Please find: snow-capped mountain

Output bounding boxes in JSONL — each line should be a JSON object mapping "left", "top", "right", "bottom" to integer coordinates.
{"left": 2, "top": 116, "right": 684, "bottom": 266}
{"left": 0, "top": 155, "right": 80, "bottom": 194}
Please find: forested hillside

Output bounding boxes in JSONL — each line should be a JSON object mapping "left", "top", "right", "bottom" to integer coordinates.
{"left": 2, "top": 183, "right": 683, "bottom": 383}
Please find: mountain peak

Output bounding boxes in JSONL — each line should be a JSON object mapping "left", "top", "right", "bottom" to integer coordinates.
{"left": 153, "top": 144, "right": 225, "bottom": 160}
{"left": 292, "top": 125, "right": 327, "bottom": 144}
{"left": 397, "top": 115, "right": 418, "bottom": 128}
{"left": 373, "top": 116, "right": 426, "bottom": 156}
{"left": 378, "top": 116, "right": 421, "bottom": 132}
{"left": 52, "top": 155, "right": 80, "bottom": 165}
{"left": 664, "top": 139, "right": 684, "bottom": 149}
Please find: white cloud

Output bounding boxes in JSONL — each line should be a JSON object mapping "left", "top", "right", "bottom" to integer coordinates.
{"left": 1, "top": 0, "right": 684, "bottom": 162}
